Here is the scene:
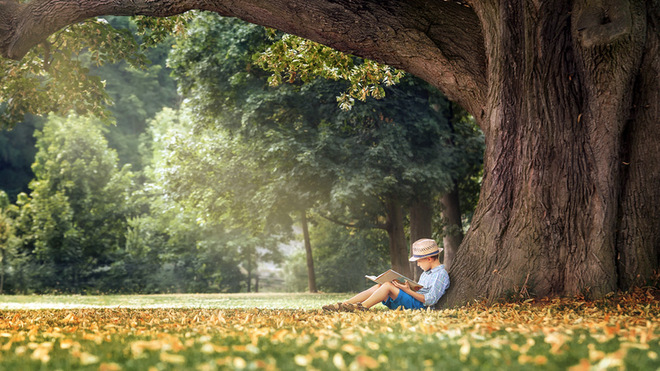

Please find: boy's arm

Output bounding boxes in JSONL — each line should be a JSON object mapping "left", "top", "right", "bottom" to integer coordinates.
{"left": 392, "top": 281, "right": 427, "bottom": 304}
{"left": 419, "top": 269, "right": 450, "bottom": 307}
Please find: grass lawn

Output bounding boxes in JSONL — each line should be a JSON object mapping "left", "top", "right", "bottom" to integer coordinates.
{"left": 0, "top": 292, "right": 351, "bottom": 310}
{"left": 0, "top": 290, "right": 658, "bottom": 370}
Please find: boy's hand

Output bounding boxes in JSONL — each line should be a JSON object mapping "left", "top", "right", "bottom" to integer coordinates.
{"left": 391, "top": 280, "right": 410, "bottom": 291}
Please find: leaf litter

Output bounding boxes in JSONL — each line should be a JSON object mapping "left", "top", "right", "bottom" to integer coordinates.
{"left": 0, "top": 288, "right": 657, "bottom": 370}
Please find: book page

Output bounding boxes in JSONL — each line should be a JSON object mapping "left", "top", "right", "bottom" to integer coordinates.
{"left": 365, "top": 269, "right": 423, "bottom": 290}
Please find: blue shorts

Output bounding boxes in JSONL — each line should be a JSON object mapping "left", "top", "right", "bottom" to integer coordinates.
{"left": 382, "top": 290, "right": 425, "bottom": 310}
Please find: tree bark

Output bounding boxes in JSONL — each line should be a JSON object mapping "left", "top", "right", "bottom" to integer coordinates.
{"left": 300, "top": 209, "right": 317, "bottom": 293}
{"left": 440, "top": 181, "right": 463, "bottom": 271}
{"left": 385, "top": 195, "right": 411, "bottom": 277}
{"left": 613, "top": 2, "right": 660, "bottom": 289}
{"left": 410, "top": 197, "right": 433, "bottom": 242}
{"left": 1, "top": 0, "right": 659, "bottom": 305}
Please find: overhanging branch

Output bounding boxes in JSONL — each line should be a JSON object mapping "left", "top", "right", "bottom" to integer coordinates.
{"left": 0, "top": 0, "right": 212, "bottom": 60}
{"left": 0, "top": 0, "right": 488, "bottom": 114}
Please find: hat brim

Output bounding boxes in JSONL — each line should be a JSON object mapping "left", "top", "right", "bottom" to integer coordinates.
{"left": 409, "top": 250, "right": 441, "bottom": 262}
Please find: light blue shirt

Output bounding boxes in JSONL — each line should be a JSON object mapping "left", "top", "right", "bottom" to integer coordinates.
{"left": 417, "top": 264, "right": 450, "bottom": 306}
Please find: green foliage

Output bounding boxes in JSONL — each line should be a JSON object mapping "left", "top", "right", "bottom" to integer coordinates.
{"left": 86, "top": 16, "right": 180, "bottom": 169}
{"left": 0, "top": 16, "right": 180, "bottom": 202}
{"left": 0, "top": 191, "right": 19, "bottom": 294}
{"left": 141, "top": 107, "right": 279, "bottom": 292}
{"left": 0, "top": 110, "right": 253, "bottom": 294}
{"left": 282, "top": 252, "right": 310, "bottom": 292}
{"left": 113, "top": 210, "right": 246, "bottom": 294}
{"left": 0, "top": 18, "right": 148, "bottom": 127}
{"left": 450, "top": 105, "right": 484, "bottom": 225}
{"left": 12, "top": 114, "right": 135, "bottom": 292}
{"left": 255, "top": 34, "right": 404, "bottom": 110}
{"left": 0, "top": 191, "right": 8, "bottom": 210}
{"left": 167, "top": 15, "right": 338, "bottom": 233}
{"left": 310, "top": 217, "right": 390, "bottom": 292}
{"left": 324, "top": 77, "right": 459, "bottom": 211}
{"left": 169, "top": 14, "right": 273, "bottom": 128}
{"left": 132, "top": 14, "right": 192, "bottom": 47}
{"left": 0, "top": 205, "right": 13, "bottom": 256}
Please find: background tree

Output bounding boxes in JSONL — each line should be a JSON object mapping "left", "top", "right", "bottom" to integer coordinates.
{"left": 255, "top": 33, "right": 484, "bottom": 272}
{"left": 144, "top": 107, "right": 283, "bottom": 292}
{"left": 324, "top": 78, "right": 479, "bottom": 276}
{"left": 14, "top": 114, "right": 135, "bottom": 292}
{"left": 0, "top": 191, "right": 18, "bottom": 293}
{"left": 302, "top": 217, "right": 390, "bottom": 292}
{"left": 166, "top": 15, "right": 339, "bottom": 290}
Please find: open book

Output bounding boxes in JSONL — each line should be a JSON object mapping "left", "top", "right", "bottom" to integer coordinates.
{"left": 365, "top": 269, "right": 423, "bottom": 291}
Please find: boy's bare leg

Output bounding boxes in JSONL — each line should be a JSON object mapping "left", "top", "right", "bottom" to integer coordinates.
{"left": 343, "top": 284, "right": 381, "bottom": 304}
{"left": 360, "top": 282, "right": 400, "bottom": 308}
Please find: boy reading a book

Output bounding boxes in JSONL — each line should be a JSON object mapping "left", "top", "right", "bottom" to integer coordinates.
{"left": 323, "top": 238, "right": 450, "bottom": 312}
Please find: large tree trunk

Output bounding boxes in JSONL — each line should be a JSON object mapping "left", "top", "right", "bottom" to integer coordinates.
{"left": 385, "top": 195, "right": 411, "bottom": 277}
{"left": 1, "top": 0, "right": 658, "bottom": 306}
{"left": 300, "top": 209, "right": 317, "bottom": 293}
{"left": 440, "top": 181, "right": 463, "bottom": 271}
{"left": 443, "top": 0, "right": 658, "bottom": 306}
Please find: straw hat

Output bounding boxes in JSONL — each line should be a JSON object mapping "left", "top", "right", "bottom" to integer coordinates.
{"left": 409, "top": 238, "right": 442, "bottom": 262}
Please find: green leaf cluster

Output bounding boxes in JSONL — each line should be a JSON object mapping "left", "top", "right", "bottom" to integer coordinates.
{"left": 255, "top": 34, "right": 404, "bottom": 110}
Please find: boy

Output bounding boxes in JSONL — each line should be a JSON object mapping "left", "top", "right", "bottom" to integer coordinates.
{"left": 323, "top": 238, "right": 450, "bottom": 312}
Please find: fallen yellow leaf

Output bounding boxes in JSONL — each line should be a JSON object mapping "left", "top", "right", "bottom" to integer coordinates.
{"left": 159, "top": 351, "right": 185, "bottom": 364}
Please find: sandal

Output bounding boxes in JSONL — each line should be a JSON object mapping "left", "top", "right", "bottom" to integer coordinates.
{"left": 341, "top": 303, "right": 368, "bottom": 312}
{"left": 322, "top": 302, "right": 343, "bottom": 312}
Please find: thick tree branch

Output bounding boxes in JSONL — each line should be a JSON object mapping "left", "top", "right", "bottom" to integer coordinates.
{"left": 0, "top": 0, "right": 212, "bottom": 60}
{"left": 0, "top": 0, "right": 487, "bottom": 117}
